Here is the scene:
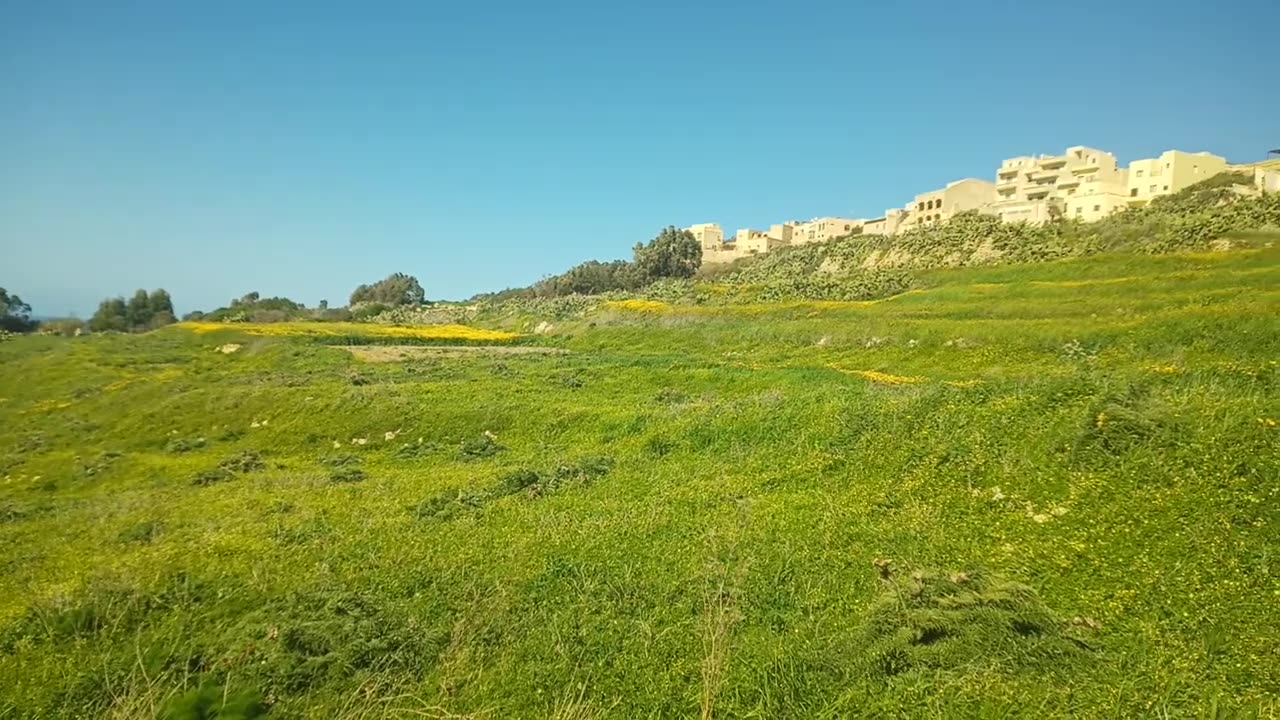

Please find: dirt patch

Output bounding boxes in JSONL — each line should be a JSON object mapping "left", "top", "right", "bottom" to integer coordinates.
{"left": 344, "top": 345, "right": 569, "bottom": 362}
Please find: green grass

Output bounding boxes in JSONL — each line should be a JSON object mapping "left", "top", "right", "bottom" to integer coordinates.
{"left": 1, "top": 247, "right": 1278, "bottom": 718}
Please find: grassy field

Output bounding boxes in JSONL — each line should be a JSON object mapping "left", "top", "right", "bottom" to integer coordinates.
{"left": 1, "top": 247, "right": 1278, "bottom": 718}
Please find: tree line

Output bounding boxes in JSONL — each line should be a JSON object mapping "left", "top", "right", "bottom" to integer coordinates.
{"left": 3, "top": 224, "right": 701, "bottom": 335}
{"left": 479, "top": 226, "right": 701, "bottom": 300}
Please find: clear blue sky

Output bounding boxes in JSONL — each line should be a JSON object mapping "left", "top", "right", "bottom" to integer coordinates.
{"left": 3, "top": 0, "right": 1277, "bottom": 316}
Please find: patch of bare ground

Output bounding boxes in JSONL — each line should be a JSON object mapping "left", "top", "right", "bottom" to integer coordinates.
{"left": 344, "top": 345, "right": 569, "bottom": 362}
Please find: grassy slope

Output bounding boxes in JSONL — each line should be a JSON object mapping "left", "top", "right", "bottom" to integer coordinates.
{"left": 0, "top": 248, "right": 1277, "bottom": 718}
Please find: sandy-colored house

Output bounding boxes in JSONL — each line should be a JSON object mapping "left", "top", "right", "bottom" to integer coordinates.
{"left": 687, "top": 223, "right": 725, "bottom": 251}
{"left": 1126, "top": 150, "right": 1227, "bottom": 207}
{"left": 902, "top": 178, "right": 996, "bottom": 230}
{"left": 991, "top": 146, "right": 1128, "bottom": 224}
{"left": 790, "top": 217, "right": 863, "bottom": 245}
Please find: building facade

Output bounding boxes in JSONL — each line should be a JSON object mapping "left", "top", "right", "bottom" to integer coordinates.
{"left": 790, "top": 217, "right": 863, "bottom": 245}
{"left": 687, "top": 223, "right": 725, "bottom": 252}
{"left": 1126, "top": 150, "right": 1227, "bottom": 207}
{"left": 694, "top": 145, "right": 1254, "bottom": 265}
{"left": 992, "top": 146, "right": 1128, "bottom": 224}
{"left": 901, "top": 178, "right": 996, "bottom": 230}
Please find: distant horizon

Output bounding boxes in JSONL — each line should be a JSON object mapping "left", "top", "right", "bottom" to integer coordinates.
{"left": 5, "top": 0, "right": 1278, "bottom": 316}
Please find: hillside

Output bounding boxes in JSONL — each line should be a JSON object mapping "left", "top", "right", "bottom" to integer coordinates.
{"left": 1, "top": 244, "right": 1278, "bottom": 717}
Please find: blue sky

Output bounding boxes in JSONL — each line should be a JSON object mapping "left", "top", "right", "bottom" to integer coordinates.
{"left": 3, "top": 0, "right": 1277, "bottom": 316}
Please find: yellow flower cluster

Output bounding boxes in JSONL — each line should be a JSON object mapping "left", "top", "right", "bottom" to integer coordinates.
{"left": 178, "top": 321, "right": 518, "bottom": 342}
{"left": 602, "top": 299, "right": 672, "bottom": 313}
{"left": 836, "top": 368, "right": 926, "bottom": 385}
{"left": 1146, "top": 364, "right": 1181, "bottom": 374}
{"left": 26, "top": 399, "right": 73, "bottom": 414}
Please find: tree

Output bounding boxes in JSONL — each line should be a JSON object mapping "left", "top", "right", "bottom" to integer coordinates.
{"left": 89, "top": 289, "right": 176, "bottom": 332}
{"left": 349, "top": 273, "right": 425, "bottom": 306}
{"left": 126, "top": 289, "right": 154, "bottom": 329}
{"left": 0, "top": 288, "right": 35, "bottom": 332}
{"left": 632, "top": 226, "right": 701, "bottom": 284}
{"left": 90, "top": 297, "right": 129, "bottom": 332}
{"left": 149, "top": 288, "right": 175, "bottom": 318}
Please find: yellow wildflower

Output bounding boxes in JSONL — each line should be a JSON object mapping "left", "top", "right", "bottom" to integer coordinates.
{"left": 602, "top": 299, "right": 671, "bottom": 313}
{"left": 833, "top": 368, "right": 926, "bottom": 385}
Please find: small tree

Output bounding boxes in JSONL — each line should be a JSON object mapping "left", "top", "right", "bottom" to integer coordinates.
{"left": 149, "top": 289, "right": 175, "bottom": 318}
{"left": 0, "top": 288, "right": 35, "bottom": 332}
{"left": 88, "top": 290, "right": 175, "bottom": 332}
{"left": 90, "top": 297, "right": 129, "bottom": 332}
{"left": 632, "top": 226, "right": 701, "bottom": 284}
{"left": 126, "top": 289, "right": 153, "bottom": 328}
{"left": 349, "top": 273, "right": 425, "bottom": 306}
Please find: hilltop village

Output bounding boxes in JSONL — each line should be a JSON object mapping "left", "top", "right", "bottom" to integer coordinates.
{"left": 691, "top": 146, "right": 1280, "bottom": 263}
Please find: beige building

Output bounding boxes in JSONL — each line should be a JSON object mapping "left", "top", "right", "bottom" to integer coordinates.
{"left": 1228, "top": 157, "right": 1280, "bottom": 195}
{"left": 862, "top": 209, "right": 907, "bottom": 236}
{"left": 687, "top": 223, "right": 725, "bottom": 252}
{"left": 694, "top": 144, "right": 1253, "bottom": 265}
{"left": 992, "top": 146, "right": 1128, "bottom": 224}
{"left": 901, "top": 178, "right": 996, "bottom": 230}
{"left": 790, "top": 217, "right": 863, "bottom": 245}
{"left": 1127, "top": 150, "right": 1228, "bottom": 206}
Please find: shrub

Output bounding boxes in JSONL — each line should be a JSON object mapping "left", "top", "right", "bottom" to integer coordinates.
{"left": 858, "top": 567, "right": 1093, "bottom": 678}
{"left": 161, "top": 681, "right": 267, "bottom": 720}
{"left": 164, "top": 437, "right": 206, "bottom": 454}
{"left": 328, "top": 467, "right": 365, "bottom": 483}
{"left": 459, "top": 433, "right": 503, "bottom": 459}
{"left": 192, "top": 469, "right": 232, "bottom": 486}
{"left": 218, "top": 450, "right": 265, "bottom": 474}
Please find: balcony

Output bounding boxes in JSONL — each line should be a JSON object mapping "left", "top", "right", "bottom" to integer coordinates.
{"left": 1071, "top": 164, "right": 1099, "bottom": 174}
{"left": 1058, "top": 177, "right": 1081, "bottom": 188}
{"left": 1038, "top": 157, "right": 1068, "bottom": 170}
{"left": 1026, "top": 186, "right": 1053, "bottom": 199}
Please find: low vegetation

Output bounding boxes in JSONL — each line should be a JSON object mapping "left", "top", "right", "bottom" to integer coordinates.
{"left": 0, "top": 237, "right": 1277, "bottom": 716}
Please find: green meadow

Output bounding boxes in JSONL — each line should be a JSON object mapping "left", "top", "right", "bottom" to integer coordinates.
{"left": 1, "top": 247, "right": 1278, "bottom": 718}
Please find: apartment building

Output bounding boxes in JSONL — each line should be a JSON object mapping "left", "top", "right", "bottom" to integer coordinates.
{"left": 862, "top": 209, "right": 907, "bottom": 236}
{"left": 902, "top": 178, "right": 996, "bottom": 229}
{"left": 790, "top": 217, "right": 863, "bottom": 245}
{"left": 687, "top": 223, "right": 725, "bottom": 251}
{"left": 732, "top": 227, "right": 793, "bottom": 255}
{"left": 992, "top": 146, "right": 1129, "bottom": 224}
{"left": 693, "top": 144, "right": 1258, "bottom": 265}
{"left": 1126, "top": 150, "right": 1228, "bottom": 206}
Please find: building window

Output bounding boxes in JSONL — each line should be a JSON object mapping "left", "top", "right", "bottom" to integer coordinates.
{"left": 1163, "top": 185, "right": 1169, "bottom": 191}
{"left": 1075, "top": 207, "right": 1083, "bottom": 215}
{"left": 918, "top": 202, "right": 925, "bottom": 211}
{"left": 1130, "top": 188, "right": 1138, "bottom": 196}
{"left": 1136, "top": 169, "right": 1144, "bottom": 177}
{"left": 1093, "top": 205, "right": 1100, "bottom": 212}
{"left": 936, "top": 199, "right": 943, "bottom": 209}
{"left": 1149, "top": 185, "right": 1157, "bottom": 193}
